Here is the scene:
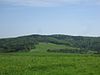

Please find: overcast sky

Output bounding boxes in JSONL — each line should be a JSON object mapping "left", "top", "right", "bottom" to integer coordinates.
{"left": 0, "top": 0, "right": 100, "bottom": 38}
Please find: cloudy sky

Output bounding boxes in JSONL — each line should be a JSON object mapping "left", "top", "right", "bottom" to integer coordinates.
{"left": 0, "top": 0, "right": 100, "bottom": 38}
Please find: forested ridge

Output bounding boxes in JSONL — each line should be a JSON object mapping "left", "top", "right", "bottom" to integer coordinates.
{"left": 0, "top": 34, "right": 100, "bottom": 53}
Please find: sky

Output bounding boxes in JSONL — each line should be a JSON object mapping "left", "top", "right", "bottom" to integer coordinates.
{"left": 0, "top": 0, "right": 100, "bottom": 38}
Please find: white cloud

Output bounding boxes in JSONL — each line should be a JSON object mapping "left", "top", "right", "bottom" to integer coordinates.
{"left": 0, "top": 0, "right": 100, "bottom": 7}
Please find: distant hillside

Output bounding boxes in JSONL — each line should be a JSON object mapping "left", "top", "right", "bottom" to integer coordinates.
{"left": 0, "top": 34, "right": 100, "bottom": 54}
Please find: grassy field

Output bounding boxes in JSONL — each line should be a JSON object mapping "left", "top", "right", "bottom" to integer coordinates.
{"left": 31, "top": 43, "right": 77, "bottom": 53}
{"left": 0, "top": 53, "right": 100, "bottom": 75}
{"left": 30, "top": 43, "right": 67, "bottom": 52}
{"left": 0, "top": 43, "right": 100, "bottom": 75}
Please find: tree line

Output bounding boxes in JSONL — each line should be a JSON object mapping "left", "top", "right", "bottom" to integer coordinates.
{"left": 0, "top": 34, "right": 100, "bottom": 53}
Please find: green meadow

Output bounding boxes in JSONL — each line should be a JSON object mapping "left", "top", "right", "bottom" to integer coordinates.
{"left": 30, "top": 43, "right": 68, "bottom": 52}
{"left": 0, "top": 43, "right": 100, "bottom": 75}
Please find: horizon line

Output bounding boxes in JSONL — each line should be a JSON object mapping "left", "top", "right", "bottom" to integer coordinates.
{"left": 0, "top": 33, "right": 100, "bottom": 39}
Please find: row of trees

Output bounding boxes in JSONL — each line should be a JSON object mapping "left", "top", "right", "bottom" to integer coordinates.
{"left": 47, "top": 35, "right": 100, "bottom": 53}
{"left": 0, "top": 37, "right": 38, "bottom": 52}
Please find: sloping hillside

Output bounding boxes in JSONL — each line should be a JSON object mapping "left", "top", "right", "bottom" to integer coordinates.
{"left": 31, "top": 43, "right": 75, "bottom": 53}
{"left": 0, "top": 34, "right": 100, "bottom": 54}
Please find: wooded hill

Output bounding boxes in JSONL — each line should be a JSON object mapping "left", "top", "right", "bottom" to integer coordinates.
{"left": 0, "top": 34, "right": 100, "bottom": 54}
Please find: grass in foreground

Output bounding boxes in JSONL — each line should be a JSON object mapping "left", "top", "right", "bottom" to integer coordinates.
{"left": 0, "top": 52, "right": 100, "bottom": 75}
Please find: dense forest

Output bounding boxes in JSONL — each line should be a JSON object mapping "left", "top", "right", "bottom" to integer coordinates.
{"left": 0, "top": 34, "right": 100, "bottom": 54}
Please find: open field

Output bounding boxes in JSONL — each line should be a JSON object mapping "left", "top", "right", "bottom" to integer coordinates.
{"left": 0, "top": 43, "right": 100, "bottom": 75}
{"left": 0, "top": 52, "right": 100, "bottom": 75}
{"left": 30, "top": 43, "right": 69, "bottom": 52}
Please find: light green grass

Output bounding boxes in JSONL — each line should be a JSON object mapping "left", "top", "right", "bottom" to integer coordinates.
{"left": 30, "top": 43, "right": 67, "bottom": 52}
{"left": 30, "top": 42, "right": 76, "bottom": 53}
{"left": 0, "top": 53, "right": 100, "bottom": 75}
